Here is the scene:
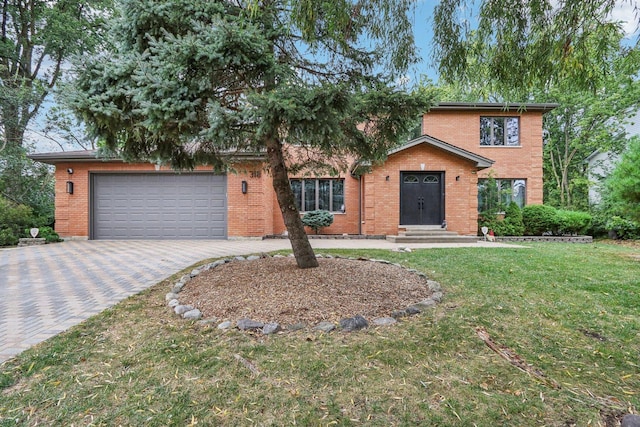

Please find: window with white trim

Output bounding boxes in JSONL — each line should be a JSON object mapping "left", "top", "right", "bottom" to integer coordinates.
{"left": 480, "top": 117, "right": 520, "bottom": 146}
{"left": 290, "top": 179, "right": 345, "bottom": 212}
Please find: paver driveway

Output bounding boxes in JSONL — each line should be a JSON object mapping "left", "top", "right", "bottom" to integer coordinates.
{"left": 0, "top": 238, "right": 507, "bottom": 363}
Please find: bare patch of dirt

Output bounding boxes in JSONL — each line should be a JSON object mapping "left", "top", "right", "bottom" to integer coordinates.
{"left": 178, "top": 257, "right": 433, "bottom": 325}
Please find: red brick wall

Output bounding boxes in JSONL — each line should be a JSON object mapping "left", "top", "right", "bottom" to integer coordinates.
{"left": 363, "top": 144, "right": 479, "bottom": 236}
{"left": 423, "top": 110, "right": 544, "bottom": 205}
{"left": 270, "top": 172, "right": 362, "bottom": 236}
{"left": 51, "top": 109, "right": 544, "bottom": 239}
{"left": 53, "top": 161, "right": 273, "bottom": 239}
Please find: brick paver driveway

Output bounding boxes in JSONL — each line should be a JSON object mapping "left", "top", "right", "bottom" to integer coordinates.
{"left": 0, "top": 239, "right": 296, "bottom": 363}
{"left": 0, "top": 238, "right": 505, "bottom": 363}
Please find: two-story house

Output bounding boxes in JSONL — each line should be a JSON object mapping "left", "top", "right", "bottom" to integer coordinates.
{"left": 30, "top": 102, "right": 557, "bottom": 240}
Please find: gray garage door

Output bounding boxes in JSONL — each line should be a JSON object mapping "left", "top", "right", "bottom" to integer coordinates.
{"left": 91, "top": 173, "right": 227, "bottom": 239}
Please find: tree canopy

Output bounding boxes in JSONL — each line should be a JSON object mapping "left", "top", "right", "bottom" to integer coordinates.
{"left": 432, "top": 0, "right": 631, "bottom": 97}
{"left": 606, "top": 137, "right": 640, "bottom": 221}
{"left": 70, "top": 0, "right": 434, "bottom": 268}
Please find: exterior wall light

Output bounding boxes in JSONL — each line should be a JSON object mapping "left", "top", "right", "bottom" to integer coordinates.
{"left": 66, "top": 181, "right": 74, "bottom": 194}
{"left": 241, "top": 180, "right": 248, "bottom": 194}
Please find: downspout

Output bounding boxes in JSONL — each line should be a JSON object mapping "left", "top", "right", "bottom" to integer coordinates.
{"left": 358, "top": 174, "right": 362, "bottom": 235}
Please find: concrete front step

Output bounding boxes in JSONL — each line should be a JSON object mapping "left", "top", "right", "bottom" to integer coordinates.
{"left": 387, "top": 235, "right": 481, "bottom": 244}
{"left": 400, "top": 230, "right": 457, "bottom": 237}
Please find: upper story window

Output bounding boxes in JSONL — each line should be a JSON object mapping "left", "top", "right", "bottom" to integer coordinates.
{"left": 290, "top": 179, "right": 345, "bottom": 213}
{"left": 480, "top": 117, "right": 520, "bottom": 146}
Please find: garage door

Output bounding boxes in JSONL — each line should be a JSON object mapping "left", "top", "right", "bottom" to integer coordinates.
{"left": 91, "top": 173, "right": 227, "bottom": 239}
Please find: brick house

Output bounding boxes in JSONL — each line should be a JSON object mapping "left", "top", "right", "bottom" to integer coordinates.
{"left": 30, "top": 102, "right": 556, "bottom": 240}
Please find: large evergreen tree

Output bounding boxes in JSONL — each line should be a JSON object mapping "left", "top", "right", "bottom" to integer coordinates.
{"left": 70, "top": 0, "right": 433, "bottom": 268}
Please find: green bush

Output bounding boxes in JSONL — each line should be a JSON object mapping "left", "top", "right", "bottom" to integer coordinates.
{"left": 555, "top": 210, "right": 592, "bottom": 235}
{"left": 25, "top": 226, "right": 63, "bottom": 243}
{"left": 478, "top": 202, "right": 524, "bottom": 236}
{"left": 0, "top": 196, "right": 33, "bottom": 246}
{"left": 522, "top": 204, "right": 559, "bottom": 236}
{"left": 301, "top": 210, "right": 334, "bottom": 234}
{"left": 605, "top": 216, "right": 640, "bottom": 240}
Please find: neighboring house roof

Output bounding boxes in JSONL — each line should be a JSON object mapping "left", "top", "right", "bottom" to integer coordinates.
{"left": 430, "top": 102, "right": 559, "bottom": 112}
{"left": 389, "top": 134, "right": 495, "bottom": 169}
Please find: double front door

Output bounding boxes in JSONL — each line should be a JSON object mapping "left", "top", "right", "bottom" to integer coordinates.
{"left": 399, "top": 172, "right": 444, "bottom": 225}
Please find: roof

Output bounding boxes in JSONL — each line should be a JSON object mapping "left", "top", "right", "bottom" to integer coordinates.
{"left": 28, "top": 150, "right": 106, "bottom": 164}
{"left": 430, "top": 102, "right": 558, "bottom": 113}
{"left": 28, "top": 149, "right": 266, "bottom": 165}
{"left": 388, "top": 134, "right": 495, "bottom": 169}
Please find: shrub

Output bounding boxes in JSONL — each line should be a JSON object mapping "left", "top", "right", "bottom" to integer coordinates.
{"left": 605, "top": 216, "right": 640, "bottom": 240}
{"left": 555, "top": 210, "right": 592, "bottom": 235}
{"left": 25, "top": 226, "right": 63, "bottom": 243}
{"left": 0, "top": 196, "right": 33, "bottom": 246}
{"left": 301, "top": 210, "right": 334, "bottom": 234}
{"left": 522, "top": 204, "right": 559, "bottom": 235}
{"left": 478, "top": 202, "right": 524, "bottom": 236}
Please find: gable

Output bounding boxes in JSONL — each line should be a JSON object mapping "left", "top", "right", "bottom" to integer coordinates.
{"left": 388, "top": 135, "right": 494, "bottom": 169}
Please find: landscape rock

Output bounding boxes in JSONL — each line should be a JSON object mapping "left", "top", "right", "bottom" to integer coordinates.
{"left": 405, "top": 306, "right": 421, "bottom": 315}
{"left": 180, "top": 275, "right": 191, "bottom": 283}
{"left": 412, "top": 299, "right": 437, "bottom": 310}
{"left": 217, "top": 321, "right": 232, "bottom": 330}
{"left": 183, "top": 309, "right": 202, "bottom": 320}
{"left": 196, "top": 318, "right": 218, "bottom": 326}
{"left": 247, "top": 255, "right": 261, "bottom": 261}
{"left": 427, "top": 280, "right": 441, "bottom": 292}
{"left": 165, "top": 292, "right": 178, "bottom": 301}
{"left": 262, "top": 322, "right": 281, "bottom": 335}
{"left": 314, "top": 321, "right": 336, "bottom": 333}
{"left": 174, "top": 305, "right": 195, "bottom": 315}
{"left": 339, "top": 315, "right": 369, "bottom": 332}
{"left": 430, "top": 291, "right": 444, "bottom": 302}
{"left": 237, "top": 318, "right": 265, "bottom": 330}
{"left": 167, "top": 299, "right": 180, "bottom": 308}
{"left": 190, "top": 269, "right": 201, "bottom": 277}
{"left": 391, "top": 309, "right": 408, "bottom": 319}
{"left": 172, "top": 283, "right": 186, "bottom": 294}
{"left": 287, "top": 322, "right": 306, "bottom": 331}
{"left": 622, "top": 415, "right": 640, "bottom": 427}
{"left": 234, "top": 256, "right": 246, "bottom": 261}
{"left": 373, "top": 317, "right": 397, "bottom": 326}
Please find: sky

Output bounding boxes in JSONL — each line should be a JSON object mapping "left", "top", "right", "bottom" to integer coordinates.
{"left": 28, "top": 0, "right": 640, "bottom": 152}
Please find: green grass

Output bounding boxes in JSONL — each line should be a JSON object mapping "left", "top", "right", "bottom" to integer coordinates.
{"left": 1, "top": 242, "right": 639, "bottom": 426}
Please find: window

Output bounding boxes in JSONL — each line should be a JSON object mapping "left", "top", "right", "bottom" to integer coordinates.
{"left": 478, "top": 179, "right": 526, "bottom": 212}
{"left": 290, "top": 179, "right": 345, "bottom": 212}
{"left": 480, "top": 117, "right": 520, "bottom": 146}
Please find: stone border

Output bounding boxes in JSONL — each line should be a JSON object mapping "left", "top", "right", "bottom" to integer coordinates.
{"left": 495, "top": 235, "right": 593, "bottom": 243}
{"left": 165, "top": 251, "right": 443, "bottom": 335}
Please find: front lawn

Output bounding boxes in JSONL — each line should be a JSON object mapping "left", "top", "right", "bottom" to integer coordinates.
{"left": 1, "top": 242, "right": 639, "bottom": 426}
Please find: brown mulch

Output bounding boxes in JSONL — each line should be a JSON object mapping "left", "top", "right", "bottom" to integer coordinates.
{"left": 178, "top": 256, "right": 433, "bottom": 326}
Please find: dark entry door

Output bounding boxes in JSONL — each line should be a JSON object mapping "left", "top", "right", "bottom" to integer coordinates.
{"left": 400, "top": 172, "right": 444, "bottom": 225}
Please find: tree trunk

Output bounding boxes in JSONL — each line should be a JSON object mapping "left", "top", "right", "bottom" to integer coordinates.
{"left": 265, "top": 137, "right": 318, "bottom": 269}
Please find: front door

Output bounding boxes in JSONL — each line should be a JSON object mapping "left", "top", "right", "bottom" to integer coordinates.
{"left": 400, "top": 172, "right": 444, "bottom": 225}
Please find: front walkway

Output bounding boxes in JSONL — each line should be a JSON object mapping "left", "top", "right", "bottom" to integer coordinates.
{"left": 0, "top": 239, "right": 514, "bottom": 363}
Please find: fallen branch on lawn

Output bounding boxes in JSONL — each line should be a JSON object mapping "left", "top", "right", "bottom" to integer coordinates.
{"left": 475, "top": 326, "right": 561, "bottom": 390}
{"left": 234, "top": 353, "right": 261, "bottom": 377}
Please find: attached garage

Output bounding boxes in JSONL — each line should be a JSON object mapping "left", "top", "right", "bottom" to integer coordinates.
{"left": 91, "top": 173, "right": 227, "bottom": 240}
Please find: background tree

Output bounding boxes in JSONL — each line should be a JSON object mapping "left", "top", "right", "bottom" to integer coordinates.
{"left": 70, "top": 0, "right": 434, "bottom": 268}
{"left": 605, "top": 137, "right": 640, "bottom": 221}
{"left": 540, "top": 39, "right": 640, "bottom": 210}
{"left": 432, "top": 0, "right": 628, "bottom": 96}
{"left": 0, "top": 0, "right": 113, "bottom": 219}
